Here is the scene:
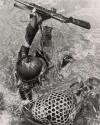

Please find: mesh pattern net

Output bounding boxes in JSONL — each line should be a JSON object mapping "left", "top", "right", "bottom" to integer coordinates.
{"left": 31, "top": 90, "right": 77, "bottom": 125}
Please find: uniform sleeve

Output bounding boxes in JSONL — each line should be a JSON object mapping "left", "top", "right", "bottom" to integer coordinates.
{"left": 17, "top": 46, "right": 29, "bottom": 61}
{"left": 25, "top": 23, "right": 39, "bottom": 46}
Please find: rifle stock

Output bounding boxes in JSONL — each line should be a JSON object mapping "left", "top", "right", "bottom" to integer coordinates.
{"left": 14, "top": 0, "right": 91, "bottom": 29}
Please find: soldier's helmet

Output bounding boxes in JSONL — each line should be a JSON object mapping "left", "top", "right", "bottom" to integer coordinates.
{"left": 16, "top": 55, "right": 43, "bottom": 82}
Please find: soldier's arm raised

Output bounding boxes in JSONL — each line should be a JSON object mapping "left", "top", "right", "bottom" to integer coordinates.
{"left": 25, "top": 9, "right": 51, "bottom": 46}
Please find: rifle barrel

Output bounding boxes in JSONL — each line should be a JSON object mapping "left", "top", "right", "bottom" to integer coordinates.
{"left": 14, "top": 0, "right": 68, "bottom": 22}
{"left": 14, "top": 0, "right": 91, "bottom": 29}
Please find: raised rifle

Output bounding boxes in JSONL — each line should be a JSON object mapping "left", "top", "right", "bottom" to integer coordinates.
{"left": 14, "top": 0, "right": 91, "bottom": 29}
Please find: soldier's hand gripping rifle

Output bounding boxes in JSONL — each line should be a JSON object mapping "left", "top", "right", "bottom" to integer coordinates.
{"left": 14, "top": 0, "right": 91, "bottom": 29}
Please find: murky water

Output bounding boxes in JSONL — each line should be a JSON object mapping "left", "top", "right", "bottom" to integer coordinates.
{"left": 0, "top": 0, "right": 100, "bottom": 125}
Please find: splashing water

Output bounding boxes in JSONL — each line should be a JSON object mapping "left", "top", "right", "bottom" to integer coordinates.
{"left": 0, "top": 0, "right": 100, "bottom": 125}
{"left": 0, "top": 111, "right": 12, "bottom": 125}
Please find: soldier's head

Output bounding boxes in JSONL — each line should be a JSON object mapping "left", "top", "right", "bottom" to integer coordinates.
{"left": 16, "top": 55, "right": 43, "bottom": 83}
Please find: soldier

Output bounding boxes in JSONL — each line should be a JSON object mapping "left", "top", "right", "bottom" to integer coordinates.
{"left": 16, "top": 9, "right": 74, "bottom": 103}
{"left": 16, "top": 9, "right": 51, "bottom": 102}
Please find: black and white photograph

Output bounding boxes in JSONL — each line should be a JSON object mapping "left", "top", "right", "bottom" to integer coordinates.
{"left": 0, "top": 0, "right": 100, "bottom": 125}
